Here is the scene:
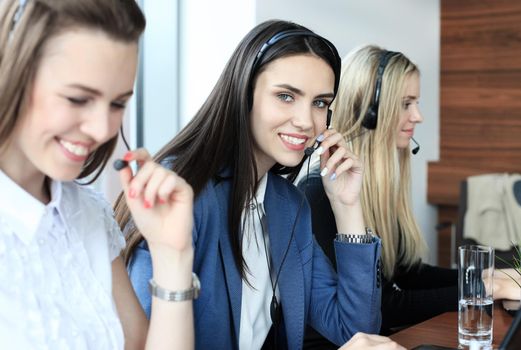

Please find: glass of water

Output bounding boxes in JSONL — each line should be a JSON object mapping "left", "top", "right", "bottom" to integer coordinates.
{"left": 458, "top": 245, "right": 494, "bottom": 348}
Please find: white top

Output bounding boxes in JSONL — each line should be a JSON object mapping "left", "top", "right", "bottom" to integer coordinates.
{"left": 0, "top": 170, "right": 125, "bottom": 349}
{"left": 239, "top": 174, "right": 279, "bottom": 350}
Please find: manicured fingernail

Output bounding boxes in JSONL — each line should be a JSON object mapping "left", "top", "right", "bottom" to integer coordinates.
{"left": 144, "top": 200, "right": 152, "bottom": 209}
{"left": 320, "top": 167, "right": 328, "bottom": 177}
{"left": 128, "top": 189, "right": 136, "bottom": 198}
{"left": 329, "top": 172, "right": 337, "bottom": 181}
{"left": 123, "top": 151, "right": 133, "bottom": 161}
{"left": 159, "top": 198, "right": 167, "bottom": 204}
{"left": 316, "top": 134, "right": 325, "bottom": 142}
{"left": 316, "top": 146, "right": 324, "bottom": 155}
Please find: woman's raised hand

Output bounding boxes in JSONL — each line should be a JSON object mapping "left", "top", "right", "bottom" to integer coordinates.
{"left": 118, "top": 149, "right": 193, "bottom": 253}
{"left": 317, "top": 129, "right": 364, "bottom": 207}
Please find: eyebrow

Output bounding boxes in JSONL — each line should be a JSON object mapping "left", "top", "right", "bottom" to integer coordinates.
{"left": 402, "top": 95, "right": 419, "bottom": 100}
{"left": 66, "top": 84, "right": 134, "bottom": 99}
{"left": 274, "top": 84, "right": 335, "bottom": 99}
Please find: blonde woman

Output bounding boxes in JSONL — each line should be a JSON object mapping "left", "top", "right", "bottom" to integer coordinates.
{"left": 298, "top": 45, "right": 519, "bottom": 348}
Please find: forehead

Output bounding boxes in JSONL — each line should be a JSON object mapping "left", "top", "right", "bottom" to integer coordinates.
{"left": 403, "top": 72, "right": 420, "bottom": 96}
{"left": 35, "top": 28, "right": 138, "bottom": 92}
{"left": 257, "top": 54, "right": 335, "bottom": 93}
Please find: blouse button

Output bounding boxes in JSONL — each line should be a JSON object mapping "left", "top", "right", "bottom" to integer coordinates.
{"left": 38, "top": 238, "right": 45, "bottom": 246}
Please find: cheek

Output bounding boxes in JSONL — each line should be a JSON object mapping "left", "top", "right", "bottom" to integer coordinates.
{"left": 108, "top": 113, "right": 124, "bottom": 137}
{"left": 313, "top": 115, "right": 328, "bottom": 135}
{"left": 397, "top": 111, "right": 409, "bottom": 130}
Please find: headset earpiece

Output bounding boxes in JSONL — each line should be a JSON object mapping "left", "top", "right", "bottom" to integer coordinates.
{"left": 326, "top": 109, "right": 332, "bottom": 128}
{"left": 361, "top": 106, "right": 377, "bottom": 129}
{"left": 362, "top": 50, "right": 398, "bottom": 130}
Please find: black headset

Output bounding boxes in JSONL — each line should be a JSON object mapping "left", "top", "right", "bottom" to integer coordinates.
{"left": 251, "top": 29, "right": 341, "bottom": 129}
{"left": 362, "top": 50, "right": 398, "bottom": 130}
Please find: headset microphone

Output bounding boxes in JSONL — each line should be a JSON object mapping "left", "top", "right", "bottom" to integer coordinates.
{"left": 304, "top": 109, "right": 332, "bottom": 157}
{"left": 304, "top": 144, "right": 317, "bottom": 157}
{"left": 113, "top": 125, "right": 131, "bottom": 171}
{"left": 411, "top": 137, "right": 420, "bottom": 155}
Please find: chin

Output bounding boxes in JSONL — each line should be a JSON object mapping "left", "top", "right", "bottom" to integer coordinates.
{"left": 46, "top": 166, "right": 84, "bottom": 182}
{"left": 277, "top": 156, "right": 303, "bottom": 168}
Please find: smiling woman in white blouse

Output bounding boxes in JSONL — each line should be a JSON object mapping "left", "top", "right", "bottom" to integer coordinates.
{"left": 0, "top": 1, "right": 195, "bottom": 349}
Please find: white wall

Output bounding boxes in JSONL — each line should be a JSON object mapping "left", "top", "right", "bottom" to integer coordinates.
{"left": 138, "top": 0, "right": 441, "bottom": 263}
{"left": 179, "top": 0, "right": 256, "bottom": 126}
{"left": 256, "top": 0, "right": 441, "bottom": 263}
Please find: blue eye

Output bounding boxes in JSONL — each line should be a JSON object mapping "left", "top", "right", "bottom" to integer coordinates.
{"left": 313, "top": 99, "right": 328, "bottom": 109}
{"left": 277, "top": 93, "right": 294, "bottom": 102}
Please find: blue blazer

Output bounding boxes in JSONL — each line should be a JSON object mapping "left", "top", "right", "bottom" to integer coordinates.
{"left": 129, "top": 172, "right": 382, "bottom": 349}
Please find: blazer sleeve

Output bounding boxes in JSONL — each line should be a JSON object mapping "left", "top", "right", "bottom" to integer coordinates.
{"left": 127, "top": 239, "right": 154, "bottom": 318}
{"left": 298, "top": 174, "right": 382, "bottom": 344}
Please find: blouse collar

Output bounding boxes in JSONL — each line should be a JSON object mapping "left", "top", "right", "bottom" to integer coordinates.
{"left": 0, "top": 170, "right": 63, "bottom": 244}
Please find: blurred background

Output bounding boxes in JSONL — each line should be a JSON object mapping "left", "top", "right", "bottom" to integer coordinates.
{"left": 99, "top": 0, "right": 521, "bottom": 267}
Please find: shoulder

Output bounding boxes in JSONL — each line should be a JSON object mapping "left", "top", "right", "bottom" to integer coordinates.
{"left": 61, "top": 182, "right": 111, "bottom": 210}
{"left": 296, "top": 166, "right": 322, "bottom": 190}
{"left": 60, "top": 182, "right": 116, "bottom": 230}
{"left": 295, "top": 168, "right": 327, "bottom": 204}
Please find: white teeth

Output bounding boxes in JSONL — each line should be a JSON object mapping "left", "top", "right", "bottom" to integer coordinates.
{"left": 60, "top": 140, "right": 89, "bottom": 156}
{"left": 280, "top": 134, "right": 306, "bottom": 145}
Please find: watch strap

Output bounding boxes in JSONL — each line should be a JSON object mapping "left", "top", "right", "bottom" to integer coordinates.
{"left": 149, "top": 272, "right": 201, "bottom": 302}
{"left": 336, "top": 228, "right": 376, "bottom": 244}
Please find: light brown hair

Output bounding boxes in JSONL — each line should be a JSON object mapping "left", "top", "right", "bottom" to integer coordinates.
{"left": 0, "top": 0, "right": 145, "bottom": 182}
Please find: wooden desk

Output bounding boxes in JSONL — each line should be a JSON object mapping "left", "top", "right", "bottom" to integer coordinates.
{"left": 389, "top": 304, "right": 513, "bottom": 349}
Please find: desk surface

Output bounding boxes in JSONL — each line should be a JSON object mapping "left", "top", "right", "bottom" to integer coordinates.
{"left": 389, "top": 303, "right": 513, "bottom": 349}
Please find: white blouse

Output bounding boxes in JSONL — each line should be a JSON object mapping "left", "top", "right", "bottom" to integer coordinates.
{"left": 0, "top": 170, "right": 125, "bottom": 349}
{"left": 239, "top": 174, "right": 279, "bottom": 350}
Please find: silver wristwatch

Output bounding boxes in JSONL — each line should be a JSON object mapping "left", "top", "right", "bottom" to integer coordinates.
{"left": 336, "top": 228, "right": 376, "bottom": 244}
{"left": 149, "top": 272, "right": 201, "bottom": 301}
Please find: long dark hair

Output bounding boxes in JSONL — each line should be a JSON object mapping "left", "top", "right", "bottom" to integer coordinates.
{"left": 117, "top": 19, "right": 341, "bottom": 279}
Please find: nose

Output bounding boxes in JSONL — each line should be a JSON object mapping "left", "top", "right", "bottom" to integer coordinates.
{"left": 410, "top": 104, "right": 424, "bottom": 124}
{"left": 291, "top": 104, "right": 314, "bottom": 131}
{"left": 81, "top": 105, "right": 120, "bottom": 143}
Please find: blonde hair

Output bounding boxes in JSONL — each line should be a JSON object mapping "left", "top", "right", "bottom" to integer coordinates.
{"left": 0, "top": 0, "right": 145, "bottom": 182}
{"left": 332, "top": 45, "right": 425, "bottom": 279}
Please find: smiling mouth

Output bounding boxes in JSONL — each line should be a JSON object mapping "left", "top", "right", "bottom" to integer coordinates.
{"left": 59, "top": 139, "right": 90, "bottom": 157}
{"left": 280, "top": 134, "right": 306, "bottom": 145}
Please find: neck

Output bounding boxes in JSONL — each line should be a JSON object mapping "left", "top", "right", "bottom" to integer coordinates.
{"left": 0, "top": 156, "right": 49, "bottom": 204}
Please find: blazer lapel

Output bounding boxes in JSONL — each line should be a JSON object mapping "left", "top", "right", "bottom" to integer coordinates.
{"left": 264, "top": 173, "right": 305, "bottom": 349}
{"left": 215, "top": 180, "right": 242, "bottom": 345}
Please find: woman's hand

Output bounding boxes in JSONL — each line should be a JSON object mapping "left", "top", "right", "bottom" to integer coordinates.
{"left": 317, "top": 129, "right": 363, "bottom": 207}
{"left": 338, "top": 333, "right": 405, "bottom": 350}
{"left": 492, "top": 268, "right": 521, "bottom": 300}
{"left": 316, "top": 129, "right": 365, "bottom": 234}
{"left": 118, "top": 148, "right": 194, "bottom": 253}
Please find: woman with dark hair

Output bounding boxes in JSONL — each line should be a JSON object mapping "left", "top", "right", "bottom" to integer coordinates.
{"left": 116, "top": 20, "right": 391, "bottom": 349}
{"left": 0, "top": 0, "right": 195, "bottom": 349}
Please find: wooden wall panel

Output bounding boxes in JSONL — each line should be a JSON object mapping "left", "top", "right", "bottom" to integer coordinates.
{"left": 430, "top": 0, "right": 521, "bottom": 266}
{"left": 442, "top": 0, "right": 521, "bottom": 72}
